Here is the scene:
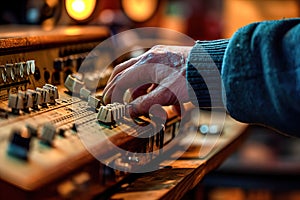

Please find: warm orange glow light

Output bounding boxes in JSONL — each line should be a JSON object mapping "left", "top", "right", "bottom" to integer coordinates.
{"left": 65, "top": 0, "right": 96, "bottom": 21}
{"left": 122, "top": 0, "right": 158, "bottom": 22}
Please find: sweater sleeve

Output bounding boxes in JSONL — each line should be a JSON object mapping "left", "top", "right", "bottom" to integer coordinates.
{"left": 186, "top": 39, "right": 229, "bottom": 108}
{"left": 187, "top": 18, "right": 300, "bottom": 136}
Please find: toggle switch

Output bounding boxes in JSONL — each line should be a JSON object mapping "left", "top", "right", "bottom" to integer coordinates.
{"left": 64, "top": 56, "right": 74, "bottom": 68}
{"left": 71, "top": 123, "right": 77, "bottom": 132}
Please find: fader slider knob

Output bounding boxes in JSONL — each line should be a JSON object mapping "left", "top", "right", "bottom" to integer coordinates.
{"left": 97, "top": 103, "right": 126, "bottom": 124}
{"left": 24, "top": 90, "right": 34, "bottom": 109}
{"left": 87, "top": 95, "right": 101, "bottom": 110}
{"left": 18, "top": 91, "right": 33, "bottom": 112}
{"left": 36, "top": 87, "right": 50, "bottom": 107}
{"left": 43, "top": 84, "right": 59, "bottom": 104}
{"left": 7, "top": 128, "right": 32, "bottom": 160}
{"left": 8, "top": 93, "right": 24, "bottom": 114}
{"left": 79, "top": 87, "right": 91, "bottom": 99}
{"left": 64, "top": 75, "right": 84, "bottom": 94}
{"left": 26, "top": 89, "right": 42, "bottom": 109}
{"left": 40, "top": 123, "right": 56, "bottom": 146}
{"left": 45, "top": 84, "right": 59, "bottom": 99}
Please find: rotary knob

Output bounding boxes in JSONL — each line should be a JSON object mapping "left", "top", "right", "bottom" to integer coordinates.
{"left": 5, "top": 63, "right": 16, "bottom": 82}
{"left": 26, "top": 60, "right": 35, "bottom": 75}
{"left": 15, "top": 62, "right": 25, "bottom": 78}
{"left": 53, "top": 58, "right": 63, "bottom": 71}
{"left": 0, "top": 65, "right": 7, "bottom": 83}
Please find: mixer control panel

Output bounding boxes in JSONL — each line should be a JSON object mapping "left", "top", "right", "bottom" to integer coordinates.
{"left": 0, "top": 25, "right": 247, "bottom": 200}
{"left": 0, "top": 25, "right": 187, "bottom": 200}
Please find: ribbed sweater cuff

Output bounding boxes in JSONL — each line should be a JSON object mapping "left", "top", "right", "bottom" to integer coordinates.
{"left": 186, "top": 39, "right": 229, "bottom": 108}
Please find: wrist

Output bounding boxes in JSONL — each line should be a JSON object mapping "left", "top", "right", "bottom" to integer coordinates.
{"left": 186, "top": 39, "right": 229, "bottom": 108}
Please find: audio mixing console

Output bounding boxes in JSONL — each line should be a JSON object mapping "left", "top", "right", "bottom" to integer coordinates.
{"left": 0, "top": 25, "right": 246, "bottom": 200}
{"left": 0, "top": 25, "right": 186, "bottom": 199}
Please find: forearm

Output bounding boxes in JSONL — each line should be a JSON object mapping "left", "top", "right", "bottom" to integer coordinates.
{"left": 187, "top": 18, "right": 300, "bottom": 136}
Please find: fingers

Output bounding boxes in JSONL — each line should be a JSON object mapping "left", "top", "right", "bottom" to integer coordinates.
{"left": 105, "top": 49, "right": 151, "bottom": 86}
{"left": 103, "top": 61, "right": 168, "bottom": 104}
{"left": 130, "top": 83, "right": 154, "bottom": 101}
{"left": 103, "top": 58, "right": 139, "bottom": 96}
{"left": 107, "top": 57, "right": 139, "bottom": 83}
{"left": 102, "top": 45, "right": 192, "bottom": 110}
{"left": 103, "top": 63, "right": 154, "bottom": 104}
{"left": 104, "top": 66, "right": 188, "bottom": 117}
{"left": 128, "top": 85, "right": 179, "bottom": 118}
{"left": 103, "top": 54, "right": 150, "bottom": 103}
{"left": 128, "top": 70, "right": 189, "bottom": 117}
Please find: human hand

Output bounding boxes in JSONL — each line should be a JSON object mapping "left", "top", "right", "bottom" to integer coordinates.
{"left": 102, "top": 45, "right": 192, "bottom": 118}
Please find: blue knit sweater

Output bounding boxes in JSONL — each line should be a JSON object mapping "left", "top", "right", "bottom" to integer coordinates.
{"left": 187, "top": 18, "right": 300, "bottom": 136}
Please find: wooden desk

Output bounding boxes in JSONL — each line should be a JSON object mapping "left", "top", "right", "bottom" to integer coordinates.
{"left": 109, "top": 116, "right": 248, "bottom": 200}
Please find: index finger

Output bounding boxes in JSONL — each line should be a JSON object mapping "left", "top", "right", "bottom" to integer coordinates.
{"left": 107, "top": 57, "right": 140, "bottom": 83}
{"left": 103, "top": 63, "right": 155, "bottom": 104}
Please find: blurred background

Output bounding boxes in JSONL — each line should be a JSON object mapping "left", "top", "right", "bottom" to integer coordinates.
{"left": 1, "top": 0, "right": 299, "bottom": 39}
{"left": 0, "top": 0, "right": 300, "bottom": 199}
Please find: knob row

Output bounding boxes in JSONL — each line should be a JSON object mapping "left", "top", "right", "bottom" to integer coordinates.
{"left": 7, "top": 122, "right": 59, "bottom": 160}
{"left": 64, "top": 74, "right": 103, "bottom": 110}
{"left": 8, "top": 84, "right": 59, "bottom": 114}
{"left": 64, "top": 67, "right": 112, "bottom": 94}
{"left": 0, "top": 60, "right": 35, "bottom": 84}
{"left": 64, "top": 74, "right": 128, "bottom": 124}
